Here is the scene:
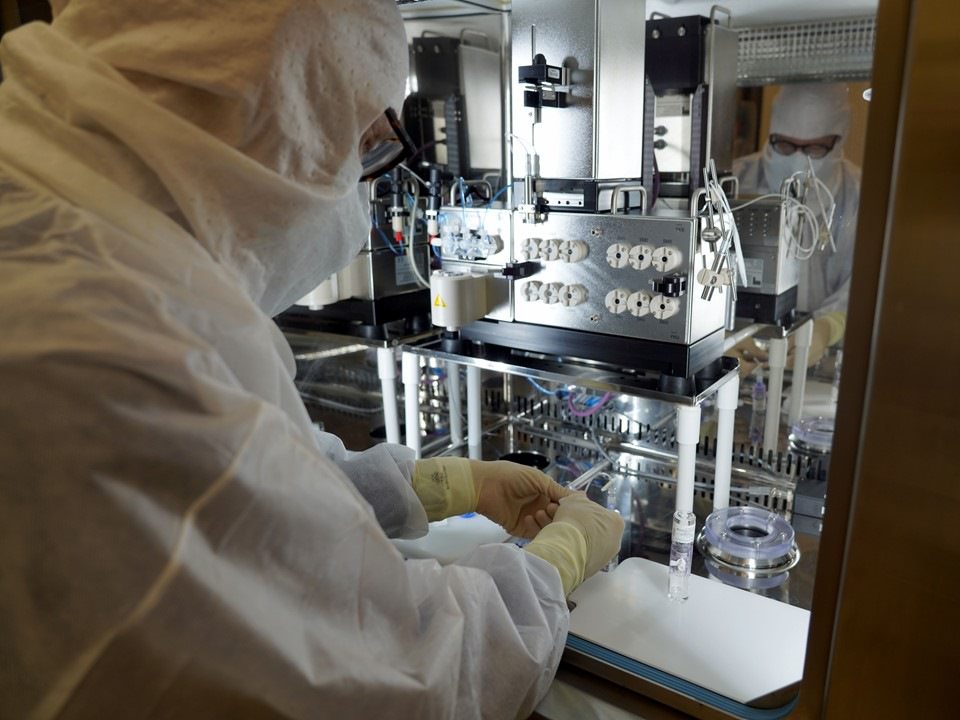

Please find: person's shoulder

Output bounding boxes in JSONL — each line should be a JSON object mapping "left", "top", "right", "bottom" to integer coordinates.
{"left": 842, "top": 158, "right": 862, "bottom": 181}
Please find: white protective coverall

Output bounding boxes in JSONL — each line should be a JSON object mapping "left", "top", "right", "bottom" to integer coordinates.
{"left": 0, "top": 2, "right": 568, "bottom": 718}
{"left": 734, "top": 83, "right": 862, "bottom": 316}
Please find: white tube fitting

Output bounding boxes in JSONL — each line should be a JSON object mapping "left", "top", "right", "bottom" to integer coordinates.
{"left": 377, "top": 347, "right": 401, "bottom": 446}
{"left": 467, "top": 365, "right": 482, "bottom": 460}
{"left": 675, "top": 404, "right": 702, "bottom": 515}
{"left": 713, "top": 376, "right": 740, "bottom": 510}
{"left": 763, "top": 337, "right": 789, "bottom": 455}
{"left": 446, "top": 361, "right": 463, "bottom": 446}
{"left": 788, "top": 320, "right": 815, "bottom": 426}
{"left": 401, "top": 353, "right": 421, "bottom": 458}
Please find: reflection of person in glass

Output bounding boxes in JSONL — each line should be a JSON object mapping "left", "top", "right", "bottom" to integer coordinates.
{"left": 731, "top": 84, "right": 861, "bottom": 372}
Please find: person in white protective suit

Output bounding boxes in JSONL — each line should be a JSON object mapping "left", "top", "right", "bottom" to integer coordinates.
{"left": 0, "top": 1, "right": 624, "bottom": 718}
{"left": 731, "top": 83, "right": 861, "bottom": 373}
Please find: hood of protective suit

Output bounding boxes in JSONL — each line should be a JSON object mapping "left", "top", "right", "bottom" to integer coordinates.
{"left": 760, "top": 83, "right": 851, "bottom": 194}
{"left": 3, "top": 0, "right": 408, "bottom": 316}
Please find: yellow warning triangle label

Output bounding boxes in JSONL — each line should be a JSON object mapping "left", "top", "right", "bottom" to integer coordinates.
{"left": 433, "top": 295, "right": 447, "bottom": 308}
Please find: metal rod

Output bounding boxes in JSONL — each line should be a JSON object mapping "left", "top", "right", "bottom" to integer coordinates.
{"left": 723, "top": 323, "right": 765, "bottom": 352}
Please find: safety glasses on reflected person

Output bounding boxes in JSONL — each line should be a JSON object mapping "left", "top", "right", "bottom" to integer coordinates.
{"left": 769, "top": 134, "right": 840, "bottom": 160}
{"left": 359, "top": 108, "right": 417, "bottom": 182}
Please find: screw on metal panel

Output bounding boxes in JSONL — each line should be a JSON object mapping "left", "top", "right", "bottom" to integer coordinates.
{"left": 678, "top": 25, "right": 687, "bottom": 37}
{"left": 652, "top": 28, "right": 661, "bottom": 39}
{"left": 591, "top": 228, "right": 602, "bottom": 236}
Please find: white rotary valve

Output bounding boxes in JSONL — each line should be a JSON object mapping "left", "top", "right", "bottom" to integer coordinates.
{"left": 605, "top": 243, "right": 631, "bottom": 269}
{"left": 652, "top": 245, "right": 683, "bottom": 272}
{"left": 604, "top": 288, "right": 630, "bottom": 314}
{"left": 628, "top": 243, "right": 654, "bottom": 270}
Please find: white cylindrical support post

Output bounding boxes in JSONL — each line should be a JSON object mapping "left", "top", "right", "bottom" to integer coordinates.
{"left": 446, "top": 361, "right": 463, "bottom": 446}
{"left": 466, "top": 365, "right": 482, "bottom": 460}
{"left": 788, "top": 320, "right": 815, "bottom": 427}
{"left": 764, "top": 337, "right": 789, "bottom": 456}
{"left": 675, "top": 404, "right": 702, "bottom": 515}
{"left": 377, "top": 347, "right": 401, "bottom": 445}
{"left": 713, "top": 375, "right": 740, "bottom": 510}
{"left": 669, "top": 404, "right": 702, "bottom": 602}
{"left": 401, "top": 352, "right": 421, "bottom": 458}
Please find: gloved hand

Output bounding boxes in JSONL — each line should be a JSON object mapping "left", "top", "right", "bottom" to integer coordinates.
{"left": 411, "top": 458, "right": 570, "bottom": 538}
{"left": 524, "top": 493, "right": 624, "bottom": 595}
{"left": 727, "top": 313, "right": 845, "bottom": 376}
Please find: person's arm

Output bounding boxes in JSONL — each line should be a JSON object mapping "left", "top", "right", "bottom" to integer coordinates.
{"left": 317, "top": 437, "right": 573, "bottom": 541}
{"left": 312, "top": 429, "right": 429, "bottom": 540}
{"left": 16, "top": 383, "right": 572, "bottom": 720}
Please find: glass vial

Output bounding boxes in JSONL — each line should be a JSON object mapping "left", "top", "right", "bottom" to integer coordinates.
{"left": 668, "top": 511, "right": 696, "bottom": 601}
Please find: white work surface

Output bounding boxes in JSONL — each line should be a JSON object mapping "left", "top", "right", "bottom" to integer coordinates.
{"left": 568, "top": 558, "right": 811, "bottom": 706}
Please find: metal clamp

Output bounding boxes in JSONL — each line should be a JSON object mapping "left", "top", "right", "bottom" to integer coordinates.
{"left": 720, "top": 175, "right": 739, "bottom": 200}
{"left": 611, "top": 184, "right": 647, "bottom": 214}
{"left": 709, "top": 5, "right": 733, "bottom": 28}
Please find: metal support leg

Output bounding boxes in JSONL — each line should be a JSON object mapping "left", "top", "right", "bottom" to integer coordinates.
{"left": 467, "top": 365, "right": 482, "bottom": 460}
{"left": 713, "top": 376, "right": 740, "bottom": 510}
{"left": 377, "top": 347, "right": 400, "bottom": 445}
{"left": 402, "top": 352, "right": 421, "bottom": 458}
{"left": 788, "top": 320, "right": 814, "bottom": 427}
{"left": 446, "top": 361, "right": 463, "bottom": 446}
{"left": 764, "top": 337, "right": 788, "bottom": 455}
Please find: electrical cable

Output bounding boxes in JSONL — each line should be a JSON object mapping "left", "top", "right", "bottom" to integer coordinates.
{"left": 527, "top": 377, "right": 558, "bottom": 397}
{"left": 404, "top": 176, "right": 430, "bottom": 288}
{"left": 398, "top": 163, "right": 429, "bottom": 189}
{"left": 567, "top": 392, "right": 612, "bottom": 418}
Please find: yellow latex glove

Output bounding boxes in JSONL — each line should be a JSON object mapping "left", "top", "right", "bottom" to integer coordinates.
{"left": 727, "top": 313, "right": 845, "bottom": 376}
{"left": 524, "top": 493, "right": 625, "bottom": 595}
{"left": 411, "top": 458, "right": 570, "bottom": 538}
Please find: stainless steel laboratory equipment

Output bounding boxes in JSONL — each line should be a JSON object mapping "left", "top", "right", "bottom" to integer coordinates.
{"left": 644, "top": 7, "right": 739, "bottom": 202}
{"left": 732, "top": 197, "right": 800, "bottom": 324}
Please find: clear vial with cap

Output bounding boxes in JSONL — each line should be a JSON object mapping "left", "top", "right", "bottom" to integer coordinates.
{"left": 668, "top": 511, "right": 696, "bottom": 601}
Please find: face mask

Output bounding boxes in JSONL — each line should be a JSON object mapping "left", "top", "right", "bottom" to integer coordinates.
{"left": 761, "top": 144, "right": 843, "bottom": 195}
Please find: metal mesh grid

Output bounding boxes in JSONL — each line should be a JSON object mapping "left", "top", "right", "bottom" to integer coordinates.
{"left": 738, "top": 16, "right": 875, "bottom": 85}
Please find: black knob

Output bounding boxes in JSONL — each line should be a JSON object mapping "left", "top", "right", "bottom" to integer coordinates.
{"left": 651, "top": 274, "right": 687, "bottom": 298}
